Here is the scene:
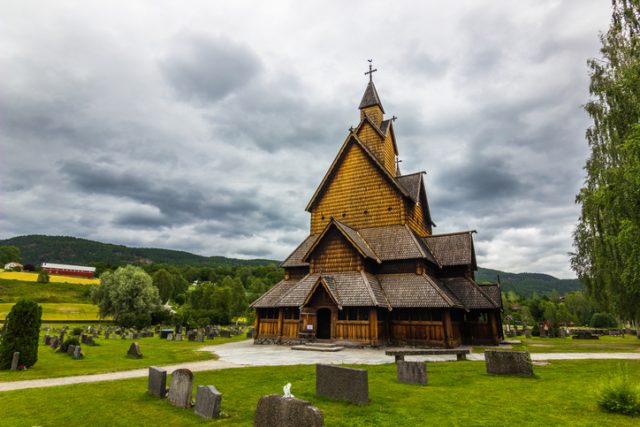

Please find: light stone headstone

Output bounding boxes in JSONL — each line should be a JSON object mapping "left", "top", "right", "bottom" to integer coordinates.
{"left": 73, "top": 345, "right": 82, "bottom": 359}
{"left": 194, "top": 385, "right": 222, "bottom": 419}
{"left": 10, "top": 352, "right": 20, "bottom": 370}
{"left": 127, "top": 342, "right": 143, "bottom": 359}
{"left": 167, "top": 369, "right": 194, "bottom": 408}
{"left": 485, "top": 350, "right": 534, "bottom": 376}
{"left": 67, "top": 344, "right": 76, "bottom": 355}
{"left": 167, "top": 333, "right": 173, "bottom": 341}
{"left": 148, "top": 366, "right": 167, "bottom": 398}
{"left": 175, "top": 333, "right": 182, "bottom": 341}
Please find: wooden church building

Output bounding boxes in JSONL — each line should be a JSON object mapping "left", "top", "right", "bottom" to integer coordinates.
{"left": 251, "top": 69, "right": 502, "bottom": 347}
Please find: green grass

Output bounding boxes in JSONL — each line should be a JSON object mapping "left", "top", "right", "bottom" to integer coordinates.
{"left": 0, "top": 332, "right": 248, "bottom": 382}
{"left": 0, "top": 302, "right": 103, "bottom": 321}
{"left": 484, "top": 335, "right": 640, "bottom": 353}
{"left": 1, "top": 360, "right": 639, "bottom": 426}
{"left": 0, "top": 278, "right": 91, "bottom": 303}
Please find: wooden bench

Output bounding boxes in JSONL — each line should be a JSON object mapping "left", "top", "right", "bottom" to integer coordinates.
{"left": 385, "top": 349, "right": 470, "bottom": 362}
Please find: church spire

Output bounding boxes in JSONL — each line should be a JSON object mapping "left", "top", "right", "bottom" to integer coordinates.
{"left": 359, "top": 60, "right": 385, "bottom": 114}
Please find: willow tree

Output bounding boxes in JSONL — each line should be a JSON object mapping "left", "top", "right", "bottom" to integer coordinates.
{"left": 572, "top": 1, "right": 640, "bottom": 329}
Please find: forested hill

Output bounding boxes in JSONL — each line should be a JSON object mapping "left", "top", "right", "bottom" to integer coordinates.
{"left": 0, "top": 235, "right": 276, "bottom": 267}
{"left": 476, "top": 267, "right": 582, "bottom": 297}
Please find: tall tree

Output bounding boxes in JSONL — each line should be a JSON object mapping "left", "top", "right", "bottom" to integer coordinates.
{"left": 572, "top": 1, "right": 640, "bottom": 328}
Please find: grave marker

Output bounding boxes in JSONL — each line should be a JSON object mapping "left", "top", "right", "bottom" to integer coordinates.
{"left": 316, "top": 364, "right": 368, "bottom": 404}
{"left": 397, "top": 361, "right": 427, "bottom": 385}
{"left": 254, "top": 395, "right": 324, "bottom": 427}
{"left": 127, "top": 342, "right": 143, "bottom": 359}
{"left": 485, "top": 350, "right": 534, "bottom": 376}
{"left": 194, "top": 385, "right": 222, "bottom": 419}
{"left": 148, "top": 366, "right": 167, "bottom": 398}
{"left": 167, "top": 369, "right": 194, "bottom": 408}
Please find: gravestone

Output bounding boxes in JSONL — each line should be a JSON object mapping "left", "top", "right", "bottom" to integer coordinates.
{"left": 254, "top": 395, "right": 324, "bottom": 427}
{"left": 160, "top": 329, "right": 173, "bottom": 339}
{"left": 194, "top": 385, "right": 222, "bottom": 419}
{"left": 44, "top": 334, "right": 51, "bottom": 345}
{"left": 188, "top": 331, "right": 197, "bottom": 342}
{"left": 148, "top": 366, "right": 167, "bottom": 398}
{"left": 167, "top": 333, "right": 174, "bottom": 341}
{"left": 167, "top": 369, "right": 194, "bottom": 408}
{"left": 572, "top": 331, "right": 599, "bottom": 340}
{"left": 50, "top": 336, "right": 60, "bottom": 349}
{"left": 73, "top": 345, "right": 82, "bottom": 359}
{"left": 128, "top": 333, "right": 134, "bottom": 340}
{"left": 524, "top": 329, "right": 532, "bottom": 338}
{"left": 67, "top": 345, "right": 76, "bottom": 355}
{"left": 485, "top": 350, "right": 533, "bottom": 376}
{"left": 219, "top": 330, "right": 231, "bottom": 338}
{"left": 175, "top": 333, "right": 182, "bottom": 341}
{"left": 197, "top": 334, "right": 204, "bottom": 343}
{"left": 397, "top": 361, "right": 427, "bottom": 385}
{"left": 316, "top": 364, "right": 368, "bottom": 404}
{"left": 127, "top": 342, "right": 143, "bottom": 359}
{"left": 558, "top": 328, "right": 567, "bottom": 338}
{"left": 10, "top": 352, "right": 20, "bottom": 371}
{"left": 104, "top": 333, "right": 110, "bottom": 340}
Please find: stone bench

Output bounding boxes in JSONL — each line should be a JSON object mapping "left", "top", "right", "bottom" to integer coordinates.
{"left": 385, "top": 348, "right": 470, "bottom": 362}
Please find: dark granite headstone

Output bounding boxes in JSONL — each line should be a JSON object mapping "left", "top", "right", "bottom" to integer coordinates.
{"left": 50, "top": 336, "right": 60, "bottom": 349}
{"left": 44, "top": 334, "right": 51, "bottom": 345}
{"left": 127, "top": 342, "right": 143, "bottom": 359}
{"left": 572, "top": 331, "right": 599, "bottom": 340}
{"left": 167, "top": 369, "right": 194, "bottom": 408}
{"left": 254, "top": 395, "right": 324, "bottom": 427}
{"left": 219, "top": 330, "right": 231, "bottom": 338}
{"left": 316, "top": 364, "right": 368, "bottom": 404}
{"left": 10, "top": 352, "right": 20, "bottom": 370}
{"left": 397, "top": 361, "right": 427, "bottom": 385}
{"left": 148, "top": 366, "right": 167, "bottom": 398}
{"left": 194, "top": 385, "right": 222, "bottom": 419}
{"left": 67, "top": 344, "right": 76, "bottom": 355}
{"left": 485, "top": 350, "right": 533, "bottom": 376}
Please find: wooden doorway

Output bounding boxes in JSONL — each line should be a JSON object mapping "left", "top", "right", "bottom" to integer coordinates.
{"left": 316, "top": 308, "right": 332, "bottom": 339}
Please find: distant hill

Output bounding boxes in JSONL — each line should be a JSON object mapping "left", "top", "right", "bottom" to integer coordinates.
{"left": 1, "top": 235, "right": 582, "bottom": 296}
{"left": 0, "top": 235, "right": 277, "bottom": 268}
{"left": 476, "top": 267, "right": 582, "bottom": 297}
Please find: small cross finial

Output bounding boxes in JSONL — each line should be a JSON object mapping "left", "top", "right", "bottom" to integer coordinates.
{"left": 396, "top": 157, "right": 403, "bottom": 170}
{"left": 392, "top": 115, "right": 398, "bottom": 122}
{"left": 365, "top": 59, "right": 377, "bottom": 82}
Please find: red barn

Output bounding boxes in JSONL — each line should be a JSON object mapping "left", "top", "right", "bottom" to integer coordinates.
{"left": 41, "top": 262, "right": 96, "bottom": 278}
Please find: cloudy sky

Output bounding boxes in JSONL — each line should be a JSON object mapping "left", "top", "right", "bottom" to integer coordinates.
{"left": 0, "top": 1, "right": 612, "bottom": 278}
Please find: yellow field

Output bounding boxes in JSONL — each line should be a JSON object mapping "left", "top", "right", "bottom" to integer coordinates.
{"left": 0, "top": 303, "right": 107, "bottom": 321}
{"left": 0, "top": 271, "right": 99, "bottom": 285}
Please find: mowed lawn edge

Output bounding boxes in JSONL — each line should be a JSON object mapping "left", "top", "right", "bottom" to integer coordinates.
{"left": 1, "top": 360, "right": 639, "bottom": 426}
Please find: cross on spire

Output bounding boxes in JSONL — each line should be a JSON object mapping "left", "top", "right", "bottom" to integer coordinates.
{"left": 364, "top": 59, "right": 377, "bottom": 82}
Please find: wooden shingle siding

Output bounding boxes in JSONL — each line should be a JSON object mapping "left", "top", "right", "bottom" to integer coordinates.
{"left": 406, "top": 199, "right": 430, "bottom": 237}
{"left": 384, "top": 132, "right": 396, "bottom": 176}
{"left": 309, "top": 228, "right": 364, "bottom": 273}
{"left": 311, "top": 143, "right": 403, "bottom": 233}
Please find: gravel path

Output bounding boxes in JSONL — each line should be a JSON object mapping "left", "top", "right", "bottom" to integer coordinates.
{"left": 2, "top": 339, "right": 639, "bottom": 393}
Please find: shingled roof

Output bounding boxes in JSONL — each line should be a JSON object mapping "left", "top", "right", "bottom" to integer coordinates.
{"left": 359, "top": 225, "right": 436, "bottom": 264}
{"left": 280, "top": 234, "right": 319, "bottom": 267}
{"left": 359, "top": 81, "right": 385, "bottom": 113}
{"left": 302, "top": 219, "right": 380, "bottom": 263}
{"left": 396, "top": 172, "right": 423, "bottom": 203}
{"left": 423, "top": 231, "right": 476, "bottom": 267}
{"left": 479, "top": 283, "right": 503, "bottom": 309}
{"left": 440, "top": 277, "right": 499, "bottom": 310}
{"left": 378, "top": 273, "right": 463, "bottom": 308}
{"left": 250, "top": 278, "right": 300, "bottom": 308}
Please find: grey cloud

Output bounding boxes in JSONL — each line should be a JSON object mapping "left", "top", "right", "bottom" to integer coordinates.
{"left": 161, "top": 33, "right": 263, "bottom": 104}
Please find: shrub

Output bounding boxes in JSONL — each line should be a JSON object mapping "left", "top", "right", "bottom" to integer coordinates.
{"left": 590, "top": 312, "right": 618, "bottom": 329}
{"left": 531, "top": 323, "right": 540, "bottom": 337}
{"left": 0, "top": 299, "right": 42, "bottom": 369}
{"left": 60, "top": 336, "right": 80, "bottom": 353}
{"left": 72, "top": 327, "right": 83, "bottom": 336}
{"left": 597, "top": 365, "right": 640, "bottom": 416}
{"left": 37, "top": 271, "right": 50, "bottom": 283}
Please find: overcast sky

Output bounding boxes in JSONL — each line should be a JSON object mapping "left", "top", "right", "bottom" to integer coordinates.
{"left": 0, "top": 1, "right": 612, "bottom": 278}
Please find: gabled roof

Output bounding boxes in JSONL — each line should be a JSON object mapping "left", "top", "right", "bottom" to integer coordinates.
{"left": 479, "top": 283, "right": 503, "bottom": 309}
{"left": 440, "top": 277, "right": 500, "bottom": 310}
{"left": 359, "top": 81, "right": 385, "bottom": 113}
{"left": 301, "top": 218, "right": 381, "bottom": 263}
{"left": 396, "top": 172, "right": 423, "bottom": 203}
{"left": 250, "top": 278, "right": 300, "bottom": 308}
{"left": 354, "top": 115, "right": 399, "bottom": 156}
{"left": 358, "top": 224, "right": 436, "bottom": 264}
{"left": 305, "top": 133, "right": 411, "bottom": 211}
{"left": 280, "top": 234, "right": 319, "bottom": 267}
{"left": 423, "top": 231, "right": 476, "bottom": 268}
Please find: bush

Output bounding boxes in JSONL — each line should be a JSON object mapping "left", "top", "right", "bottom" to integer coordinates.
{"left": 72, "top": 327, "right": 83, "bottom": 336}
{"left": 60, "top": 337, "right": 80, "bottom": 353}
{"left": 37, "top": 271, "right": 50, "bottom": 283}
{"left": 590, "top": 312, "right": 618, "bottom": 329}
{"left": 531, "top": 323, "right": 540, "bottom": 337}
{"left": 0, "top": 299, "right": 42, "bottom": 369}
{"left": 598, "top": 365, "right": 640, "bottom": 416}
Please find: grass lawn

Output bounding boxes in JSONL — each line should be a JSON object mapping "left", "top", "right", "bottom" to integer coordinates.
{"left": 0, "top": 302, "right": 104, "bottom": 321}
{"left": 484, "top": 335, "right": 640, "bottom": 353}
{"left": 0, "top": 333, "right": 248, "bottom": 382}
{"left": 1, "top": 360, "right": 639, "bottom": 426}
{"left": 0, "top": 278, "right": 91, "bottom": 303}
{"left": 0, "top": 271, "right": 100, "bottom": 285}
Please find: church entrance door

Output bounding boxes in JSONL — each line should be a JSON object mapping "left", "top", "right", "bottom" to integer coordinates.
{"left": 316, "top": 308, "right": 331, "bottom": 339}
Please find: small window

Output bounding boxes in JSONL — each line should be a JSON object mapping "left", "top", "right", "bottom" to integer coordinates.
{"left": 283, "top": 308, "right": 300, "bottom": 320}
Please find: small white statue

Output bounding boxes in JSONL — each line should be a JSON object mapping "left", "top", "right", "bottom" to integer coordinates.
{"left": 283, "top": 383, "right": 294, "bottom": 398}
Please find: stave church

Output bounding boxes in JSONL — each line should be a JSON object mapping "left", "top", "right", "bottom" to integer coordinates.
{"left": 250, "top": 67, "right": 502, "bottom": 347}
